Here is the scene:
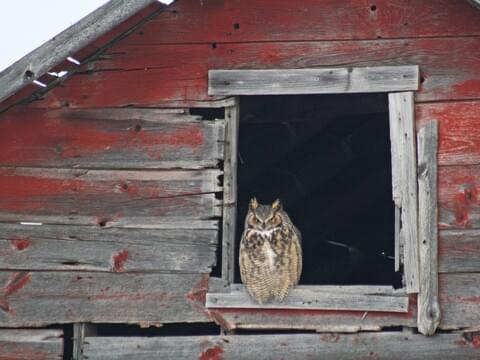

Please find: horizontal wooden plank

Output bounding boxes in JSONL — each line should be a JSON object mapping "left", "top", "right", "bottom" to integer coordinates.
{"left": 439, "top": 273, "right": 480, "bottom": 330}
{"left": 84, "top": 332, "right": 480, "bottom": 360}
{"left": 34, "top": 37, "right": 480, "bottom": 108}
{"left": 438, "top": 165, "right": 480, "bottom": 229}
{"left": 0, "top": 167, "right": 221, "bottom": 220}
{"left": 0, "top": 329, "right": 63, "bottom": 359}
{"left": 209, "top": 66, "right": 419, "bottom": 95}
{"left": 0, "top": 215, "right": 219, "bottom": 229}
{"left": 416, "top": 101, "right": 480, "bottom": 166}
{"left": 228, "top": 284, "right": 403, "bottom": 295}
{"left": 127, "top": 0, "right": 480, "bottom": 44}
{"left": 0, "top": 107, "right": 225, "bottom": 169}
{"left": 439, "top": 229, "right": 480, "bottom": 273}
{"left": 208, "top": 302, "right": 416, "bottom": 332}
{"left": 0, "top": 272, "right": 211, "bottom": 326}
{"left": 206, "top": 288, "right": 409, "bottom": 312}
{"left": 0, "top": 223, "right": 217, "bottom": 272}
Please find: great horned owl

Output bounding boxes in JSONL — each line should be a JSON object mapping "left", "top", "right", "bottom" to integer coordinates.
{"left": 239, "top": 198, "right": 302, "bottom": 304}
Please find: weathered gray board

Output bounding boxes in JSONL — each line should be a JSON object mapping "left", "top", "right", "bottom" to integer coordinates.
{"left": 0, "top": 224, "right": 217, "bottom": 272}
{"left": 439, "top": 273, "right": 480, "bottom": 330}
{"left": 439, "top": 229, "right": 480, "bottom": 272}
{"left": 207, "top": 288, "right": 409, "bottom": 312}
{"left": 222, "top": 100, "right": 240, "bottom": 283}
{"left": 417, "top": 121, "right": 440, "bottom": 335}
{"left": 0, "top": 108, "right": 225, "bottom": 169}
{"left": 0, "top": 329, "right": 63, "bottom": 359}
{"left": 84, "top": 332, "right": 480, "bottom": 360}
{"left": 388, "top": 91, "right": 419, "bottom": 293}
{"left": 209, "top": 66, "right": 419, "bottom": 95}
{"left": 0, "top": 272, "right": 211, "bottom": 327}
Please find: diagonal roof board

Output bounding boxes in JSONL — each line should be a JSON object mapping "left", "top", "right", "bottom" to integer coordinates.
{"left": 0, "top": 0, "right": 479, "bottom": 105}
{"left": 0, "top": 0, "right": 161, "bottom": 104}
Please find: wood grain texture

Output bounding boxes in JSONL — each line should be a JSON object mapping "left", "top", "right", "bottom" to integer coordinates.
{"left": 0, "top": 329, "right": 63, "bottom": 359}
{"left": 126, "top": 0, "right": 480, "bottom": 44}
{"left": 32, "top": 36, "right": 480, "bottom": 108}
{"left": 439, "top": 273, "right": 480, "bottom": 330}
{"left": 222, "top": 100, "right": 239, "bottom": 283}
{"left": 439, "top": 229, "right": 480, "bottom": 273}
{"left": 0, "top": 214, "right": 219, "bottom": 229}
{"left": 207, "top": 288, "right": 409, "bottom": 312}
{"left": 84, "top": 332, "right": 480, "bottom": 360}
{"left": 0, "top": 223, "right": 217, "bottom": 272}
{"left": 208, "top": 301, "right": 417, "bottom": 332}
{"left": 0, "top": 272, "right": 211, "bottom": 327}
{"left": 417, "top": 121, "right": 440, "bottom": 335}
{"left": 0, "top": 107, "right": 225, "bottom": 169}
{"left": 0, "top": 167, "right": 221, "bottom": 220}
{"left": 416, "top": 101, "right": 480, "bottom": 166}
{"left": 208, "top": 66, "right": 419, "bottom": 95}
{"left": 389, "top": 92, "right": 419, "bottom": 293}
{"left": 438, "top": 165, "right": 480, "bottom": 229}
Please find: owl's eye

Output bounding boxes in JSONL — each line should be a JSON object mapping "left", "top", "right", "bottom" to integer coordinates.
{"left": 248, "top": 215, "right": 260, "bottom": 227}
{"left": 268, "top": 214, "right": 282, "bottom": 226}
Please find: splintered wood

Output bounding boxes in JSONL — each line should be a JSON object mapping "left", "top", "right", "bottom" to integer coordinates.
{"left": 388, "top": 92, "right": 419, "bottom": 294}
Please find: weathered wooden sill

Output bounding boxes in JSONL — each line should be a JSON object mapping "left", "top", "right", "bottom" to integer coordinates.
{"left": 206, "top": 284, "right": 409, "bottom": 312}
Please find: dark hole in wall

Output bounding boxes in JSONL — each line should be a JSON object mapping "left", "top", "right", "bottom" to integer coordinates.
{"left": 93, "top": 322, "right": 221, "bottom": 337}
{"left": 236, "top": 94, "right": 401, "bottom": 287}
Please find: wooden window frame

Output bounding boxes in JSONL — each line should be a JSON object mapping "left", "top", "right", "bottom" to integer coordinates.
{"left": 206, "top": 66, "right": 438, "bottom": 321}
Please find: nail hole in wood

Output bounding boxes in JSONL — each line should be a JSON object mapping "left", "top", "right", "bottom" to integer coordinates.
{"left": 134, "top": 124, "right": 142, "bottom": 132}
{"left": 24, "top": 70, "right": 34, "bottom": 80}
{"left": 233, "top": 23, "right": 240, "bottom": 30}
{"left": 211, "top": 43, "right": 217, "bottom": 49}
{"left": 370, "top": 5, "right": 377, "bottom": 11}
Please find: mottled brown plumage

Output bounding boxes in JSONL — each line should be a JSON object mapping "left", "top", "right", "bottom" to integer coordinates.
{"left": 239, "top": 198, "right": 302, "bottom": 304}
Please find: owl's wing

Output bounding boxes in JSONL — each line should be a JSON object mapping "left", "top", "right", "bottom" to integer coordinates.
{"left": 291, "top": 225, "right": 303, "bottom": 285}
{"left": 239, "top": 236, "right": 250, "bottom": 285}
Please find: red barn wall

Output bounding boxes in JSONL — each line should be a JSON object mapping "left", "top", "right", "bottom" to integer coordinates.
{"left": 1, "top": 0, "right": 480, "bottom": 332}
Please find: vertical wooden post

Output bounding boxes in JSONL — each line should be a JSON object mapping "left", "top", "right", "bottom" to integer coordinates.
{"left": 388, "top": 92, "right": 419, "bottom": 294}
{"left": 73, "top": 323, "right": 97, "bottom": 360}
{"left": 222, "top": 97, "right": 240, "bottom": 284}
{"left": 417, "top": 121, "right": 441, "bottom": 335}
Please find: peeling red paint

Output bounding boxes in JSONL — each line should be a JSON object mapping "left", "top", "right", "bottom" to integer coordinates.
{"left": 111, "top": 250, "right": 129, "bottom": 272}
{"left": 199, "top": 346, "right": 224, "bottom": 360}
{"left": 186, "top": 274, "right": 209, "bottom": 304}
{"left": 460, "top": 296, "right": 480, "bottom": 304}
{"left": 0, "top": 108, "right": 205, "bottom": 167}
{"left": 453, "top": 183, "right": 477, "bottom": 227}
{"left": 4, "top": 272, "right": 32, "bottom": 297}
{"left": 452, "top": 79, "right": 480, "bottom": 99}
{"left": 208, "top": 310, "right": 235, "bottom": 330}
{"left": 0, "top": 272, "right": 32, "bottom": 313}
{"left": 9, "top": 237, "right": 31, "bottom": 251}
{"left": 457, "top": 332, "right": 480, "bottom": 349}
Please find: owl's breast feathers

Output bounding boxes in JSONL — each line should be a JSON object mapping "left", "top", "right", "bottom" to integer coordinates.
{"left": 240, "top": 224, "right": 302, "bottom": 304}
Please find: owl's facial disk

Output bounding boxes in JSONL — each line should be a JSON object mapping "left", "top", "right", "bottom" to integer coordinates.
{"left": 247, "top": 199, "right": 283, "bottom": 230}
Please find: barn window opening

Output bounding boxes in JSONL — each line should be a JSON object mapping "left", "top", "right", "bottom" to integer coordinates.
{"left": 235, "top": 94, "right": 402, "bottom": 287}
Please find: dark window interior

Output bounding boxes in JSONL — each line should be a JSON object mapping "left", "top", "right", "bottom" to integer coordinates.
{"left": 235, "top": 94, "right": 402, "bottom": 287}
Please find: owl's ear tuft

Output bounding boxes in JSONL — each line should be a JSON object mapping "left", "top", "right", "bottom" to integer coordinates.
{"left": 271, "top": 199, "right": 282, "bottom": 211}
{"left": 249, "top": 197, "right": 259, "bottom": 211}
